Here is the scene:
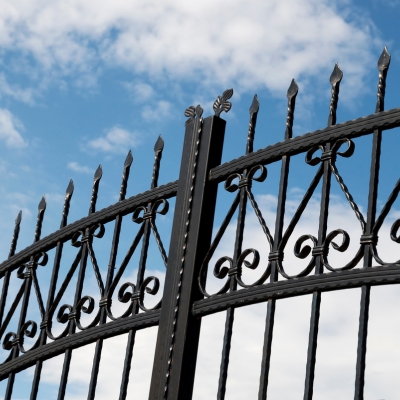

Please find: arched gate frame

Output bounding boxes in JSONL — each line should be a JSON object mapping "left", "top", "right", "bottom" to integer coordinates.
{"left": 0, "top": 48, "right": 399, "bottom": 399}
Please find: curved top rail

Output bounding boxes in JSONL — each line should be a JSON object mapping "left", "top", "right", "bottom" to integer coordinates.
{"left": 210, "top": 107, "right": 400, "bottom": 183}
{"left": 0, "top": 180, "right": 178, "bottom": 277}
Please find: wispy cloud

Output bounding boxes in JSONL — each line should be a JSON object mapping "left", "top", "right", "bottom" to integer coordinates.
{"left": 124, "top": 81, "right": 155, "bottom": 103}
{"left": 141, "top": 100, "right": 172, "bottom": 121}
{"left": 0, "top": 0, "right": 383, "bottom": 98}
{"left": 0, "top": 73, "right": 37, "bottom": 104}
{"left": 87, "top": 126, "right": 140, "bottom": 154}
{"left": 67, "top": 161, "right": 92, "bottom": 174}
{"left": 0, "top": 108, "right": 27, "bottom": 148}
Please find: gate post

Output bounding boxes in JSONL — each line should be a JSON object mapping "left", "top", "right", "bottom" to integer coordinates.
{"left": 149, "top": 106, "right": 226, "bottom": 400}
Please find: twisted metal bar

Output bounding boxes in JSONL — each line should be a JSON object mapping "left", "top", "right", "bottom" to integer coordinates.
{"left": 247, "top": 95, "right": 259, "bottom": 154}
{"left": 376, "top": 47, "right": 390, "bottom": 113}
{"left": 329, "top": 159, "right": 366, "bottom": 231}
{"left": 150, "top": 220, "right": 168, "bottom": 267}
{"left": 328, "top": 63, "right": 343, "bottom": 127}
{"left": 163, "top": 106, "right": 203, "bottom": 399}
{"left": 89, "top": 165, "right": 102, "bottom": 215}
{"left": 285, "top": 79, "right": 299, "bottom": 139}
{"left": 245, "top": 187, "right": 274, "bottom": 247}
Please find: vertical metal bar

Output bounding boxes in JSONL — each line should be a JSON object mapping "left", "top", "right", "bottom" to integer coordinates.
{"left": 5, "top": 198, "right": 46, "bottom": 400}
{"left": 0, "top": 211, "right": 22, "bottom": 328}
{"left": 0, "top": 211, "right": 22, "bottom": 400}
{"left": 118, "top": 141, "right": 162, "bottom": 400}
{"left": 303, "top": 65, "right": 342, "bottom": 400}
{"left": 30, "top": 181, "right": 74, "bottom": 400}
{"left": 87, "top": 152, "right": 133, "bottom": 400}
{"left": 354, "top": 47, "right": 390, "bottom": 400}
{"left": 217, "top": 95, "right": 259, "bottom": 400}
{"left": 57, "top": 166, "right": 102, "bottom": 400}
{"left": 258, "top": 79, "right": 298, "bottom": 399}
{"left": 216, "top": 193, "right": 244, "bottom": 400}
{"left": 149, "top": 103, "right": 227, "bottom": 400}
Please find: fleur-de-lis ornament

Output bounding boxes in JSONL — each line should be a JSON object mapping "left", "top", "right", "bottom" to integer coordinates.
{"left": 213, "top": 88, "right": 234, "bottom": 117}
{"left": 184, "top": 104, "right": 204, "bottom": 126}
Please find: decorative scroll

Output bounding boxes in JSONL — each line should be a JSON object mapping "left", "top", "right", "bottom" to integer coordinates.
{"left": 199, "top": 96, "right": 274, "bottom": 297}
{"left": 0, "top": 140, "right": 172, "bottom": 379}
{"left": 1, "top": 47, "right": 400, "bottom": 400}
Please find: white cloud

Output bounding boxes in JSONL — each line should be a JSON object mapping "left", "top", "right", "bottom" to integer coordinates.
{"left": 0, "top": 108, "right": 27, "bottom": 148}
{"left": 87, "top": 126, "right": 140, "bottom": 153}
{"left": 141, "top": 100, "right": 173, "bottom": 121}
{"left": 124, "top": 81, "right": 155, "bottom": 103}
{"left": 67, "top": 161, "right": 92, "bottom": 174}
{"left": 0, "top": 0, "right": 382, "bottom": 97}
{"left": 0, "top": 73, "right": 37, "bottom": 104}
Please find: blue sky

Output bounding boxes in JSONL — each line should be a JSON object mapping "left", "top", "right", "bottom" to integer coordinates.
{"left": 1, "top": 0, "right": 400, "bottom": 398}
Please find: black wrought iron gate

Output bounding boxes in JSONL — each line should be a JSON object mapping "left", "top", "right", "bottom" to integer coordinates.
{"left": 1, "top": 47, "right": 400, "bottom": 399}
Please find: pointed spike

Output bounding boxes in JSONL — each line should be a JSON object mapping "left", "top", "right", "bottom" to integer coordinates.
{"left": 94, "top": 165, "right": 102, "bottom": 182}
{"left": 330, "top": 63, "right": 343, "bottom": 86}
{"left": 287, "top": 79, "right": 299, "bottom": 99}
{"left": 38, "top": 196, "right": 46, "bottom": 212}
{"left": 378, "top": 46, "right": 391, "bottom": 71}
{"left": 249, "top": 94, "right": 259, "bottom": 115}
{"left": 66, "top": 179, "right": 74, "bottom": 196}
{"left": 15, "top": 210, "right": 22, "bottom": 225}
{"left": 154, "top": 135, "right": 164, "bottom": 153}
{"left": 124, "top": 150, "right": 133, "bottom": 168}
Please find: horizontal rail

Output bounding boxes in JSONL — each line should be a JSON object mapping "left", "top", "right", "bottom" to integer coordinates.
{"left": 0, "top": 310, "right": 160, "bottom": 380}
{"left": 0, "top": 181, "right": 178, "bottom": 277}
{"left": 193, "top": 264, "right": 400, "bottom": 316}
{"left": 210, "top": 107, "right": 400, "bottom": 182}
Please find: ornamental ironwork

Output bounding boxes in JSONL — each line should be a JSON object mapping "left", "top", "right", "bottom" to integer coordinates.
{"left": 0, "top": 47, "right": 399, "bottom": 399}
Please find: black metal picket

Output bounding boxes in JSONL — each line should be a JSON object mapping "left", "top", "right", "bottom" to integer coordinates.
{"left": 0, "top": 47, "right": 400, "bottom": 399}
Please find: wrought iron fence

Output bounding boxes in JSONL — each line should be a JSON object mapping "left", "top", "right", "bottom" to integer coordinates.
{"left": 1, "top": 46, "right": 400, "bottom": 399}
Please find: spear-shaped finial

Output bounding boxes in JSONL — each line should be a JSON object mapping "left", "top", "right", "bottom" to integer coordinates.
{"left": 119, "top": 150, "right": 133, "bottom": 201}
{"left": 328, "top": 63, "right": 343, "bottom": 127}
{"left": 8, "top": 211, "right": 22, "bottom": 258}
{"left": 34, "top": 196, "right": 46, "bottom": 242}
{"left": 89, "top": 165, "right": 102, "bottom": 215}
{"left": 60, "top": 180, "right": 74, "bottom": 228}
{"left": 285, "top": 79, "right": 299, "bottom": 139}
{"left": 246, "top": 94, "right": 260, "bottom": 154}
{"left": 151, "top": 136, "right": 164, "bottom": 189}
{"left": 376, "top": 46, "right": 391, "bottom": 113}
{"left": 15, "top": 210, "right": 22, "bottom": 225}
